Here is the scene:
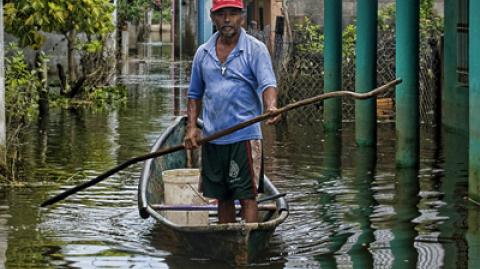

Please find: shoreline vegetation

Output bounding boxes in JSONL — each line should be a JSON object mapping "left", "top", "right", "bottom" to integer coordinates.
{"left": 1, "top": 0, "right": 168, "bottom": 183}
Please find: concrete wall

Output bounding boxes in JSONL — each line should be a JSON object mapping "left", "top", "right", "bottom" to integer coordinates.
{"left": 5, "top": 29, "right": 117, "bottom": 79}
{"left": 5, "top": 32, "right": 72, "bottom": 76}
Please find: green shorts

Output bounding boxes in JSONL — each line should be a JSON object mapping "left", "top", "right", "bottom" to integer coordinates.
{"left": 200, "top": 140, "right": 264, "bottom": 200}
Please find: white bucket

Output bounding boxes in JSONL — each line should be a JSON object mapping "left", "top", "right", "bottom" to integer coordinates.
{"left": 162, "top": 169, "right": 208, "bottom": 226}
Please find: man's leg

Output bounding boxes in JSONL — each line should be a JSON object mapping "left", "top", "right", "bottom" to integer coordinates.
{"left": 239, "top": 199, "right": 258, "bottom": 223}
{"left": 218, "top": 199, "right": 236, "bottom": 223}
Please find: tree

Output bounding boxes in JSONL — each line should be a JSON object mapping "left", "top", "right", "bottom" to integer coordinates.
{"left": 3, "top": 0, "right": 115, "bottom": 92}
{"left": 0, "top": 0, "right": 6, "bottom": 174}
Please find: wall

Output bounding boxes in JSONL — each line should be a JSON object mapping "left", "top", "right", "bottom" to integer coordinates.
{"left": 184, "top": 0, "right": 198, "bottom": 56}
{"left": 270, "top": 0, "right": 284, "bottom": 33}
{"left": 4, "top": 32, "right": 69, "bottom": 76}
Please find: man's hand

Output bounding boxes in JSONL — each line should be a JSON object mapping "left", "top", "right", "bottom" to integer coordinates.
{"left": 186, "top": 98, "right": 202, "bottom": 149}
{"left": 263, "top": 87, "right": 281, "bottom": 125}
{"left": 265, "top": 106, "right": 282, "bottom": 125}
{"left": 185, "top": 126, "right": 202, "bottom": 149}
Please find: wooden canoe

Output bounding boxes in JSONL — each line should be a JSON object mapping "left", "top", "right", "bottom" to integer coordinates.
{"left": 138, "top": 116, "right": 289, "bottom": 265}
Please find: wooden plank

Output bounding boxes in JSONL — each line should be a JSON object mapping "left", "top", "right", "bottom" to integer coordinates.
{"left": 377, "top": 97, "right": 394, "bottom": 119}
{"left": 151, "top": 204, "right": 277, "bottom": 211}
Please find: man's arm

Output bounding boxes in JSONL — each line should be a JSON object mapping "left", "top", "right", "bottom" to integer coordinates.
{"left": 263, "top": 87, "right": 281, "bottom": 125}
{"left": 185, "top": 98, "right": 202, "bottom": 149}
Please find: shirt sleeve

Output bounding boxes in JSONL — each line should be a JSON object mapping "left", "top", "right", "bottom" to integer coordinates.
{"left": 188, "top": 49, "right": 205, "bottom": 100}
{"left": 251, "top": 43, "right": 277, "bottom": 94}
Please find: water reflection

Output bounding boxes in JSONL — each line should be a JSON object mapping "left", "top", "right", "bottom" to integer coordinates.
{"left": 391, "top": 168, "right": 419, "bottom": 268}
{"left": 322, "top": 131, "right": 342, "bottom": 178}
{"left": 468, "top": 205, "right": 480, "bottom": 269}
{"left": 349, "top": 147, "right": 376, "bottom": 268}
{"left": 437, "top": 127, "right": 468, "bottom": 269}
{"left": 0, "top": 192, "right": 8, "bottom": 269}
{"left": 316, "top": 131, "right": 342, "bottom": 268}
{"left": 0, "top": 29, "right": 478, "bottom": 268}
{"left": 3, "top": 188, "right": 55, "bottom": 268}
{"left": 149, "top": 223, "right": 288, "bottom": 269}
{"left": 172, "top": 62, "right": 188, "bottom": 116}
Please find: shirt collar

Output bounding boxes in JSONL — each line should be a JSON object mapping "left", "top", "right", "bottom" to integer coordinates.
{"left": 204, "top": 28, "right": 247, "bottom": 60}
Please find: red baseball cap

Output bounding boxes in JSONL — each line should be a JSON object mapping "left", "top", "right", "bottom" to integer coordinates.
{"left": 211, "top": 0, "right": 244, "bottom": 12}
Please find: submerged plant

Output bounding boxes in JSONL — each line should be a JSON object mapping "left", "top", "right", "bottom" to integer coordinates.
{"left": 3, "top": 44, "right": 45, "bottom": 182}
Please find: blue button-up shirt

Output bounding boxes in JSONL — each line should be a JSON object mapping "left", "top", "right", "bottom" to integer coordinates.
{"left": 188, "top": 28, "right": 277, "bottom": 144}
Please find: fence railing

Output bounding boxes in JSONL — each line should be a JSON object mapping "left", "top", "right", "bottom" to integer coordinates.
{"left": 268, "top": 27, "right": 442, "bottom": 125}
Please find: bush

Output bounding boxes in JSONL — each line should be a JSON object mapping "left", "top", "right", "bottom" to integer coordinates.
{"left": 3, "top": 44, "right": 46, "bottom": 182}
{"left": 49, "top": 85, "right": 128, "bottom": 110}
{"left": 5, "top": 44, "right": 42, "bottom": 123}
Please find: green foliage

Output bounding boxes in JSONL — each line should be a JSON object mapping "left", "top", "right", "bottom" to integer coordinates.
{"left": 378, "top": 0, "right": 443, "bottom": 35}
{"left": 378, "top": 4, "right": 396, "bottom": 31}
{"left": 294, "top": 17, "right": 357, "bottom": 60}
{"left": 82, "top": 40, "right": 104, "bottom": 54}
{"left": 50, "top": 85, "right": 128, "bottom": 110}
{"left": 118, "top": 0, "right": 149, "bottom": 26}
{"left": 294, "top": 17, "right": 324, "bottom": 54}
{"left": 3, "top": 44, "right": 45, "bottom": 182}
{"left": 4, "top": 0, "right": 116, "bottom": 99}
{"left": 294, "top": 0, "right": 443, "bottom": 56}
{"left": 152, "top": 5, "right": 172, "bottom": 24}
{"left": 342, "top": 24, "right": 356, "bottom": 60}
{"left": 117, "top": 0, "right": 171, "bottom": 26}
{"left": 4, "top": 42, "right": 126, "bottom": 118}
{"left": 3, "top": 0, "right": 115, "bottom": 50}
{"left": 85, "top": 85, "right": 128, "bottom": 108}
{"left": 4, "top": 44, "right": 42, "bottom": 122}
{"left": 419, "top": 0, "right": 443, "bottom": 38}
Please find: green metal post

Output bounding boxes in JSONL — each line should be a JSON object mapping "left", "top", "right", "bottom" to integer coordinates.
{"left": 355, "top": 0, "right": 378, "bottom": 146}
{"left": 443, "top": 0, "right": 457, "bottom": 128}
{"left": 395, "top": 0, "right": 420, "bottom": 168}
{"left": 323, "top": 0, "right": 342, "bottom": 131}
{"left": 470, "top": 0, "right": 480, "bottom": 202}
{"left": 443, "top": 0, "right": 469, "bottom": 131}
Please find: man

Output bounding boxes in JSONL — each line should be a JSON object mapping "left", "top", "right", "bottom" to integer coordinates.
{"left": 185, "top": 0, "right": 280, "bottom": 224}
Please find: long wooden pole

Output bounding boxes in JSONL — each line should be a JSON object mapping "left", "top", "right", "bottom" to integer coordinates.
{"left": 40, "top": 79, "right": 402, "bottom": 207}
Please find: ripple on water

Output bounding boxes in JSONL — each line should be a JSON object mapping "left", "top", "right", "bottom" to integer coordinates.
{"left": 1, "top": 35, "right": 476, "bottom": 268}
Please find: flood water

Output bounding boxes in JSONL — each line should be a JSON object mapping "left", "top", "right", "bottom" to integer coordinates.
{"left": 1, "top": 32, "right": 479, "bottom": 269}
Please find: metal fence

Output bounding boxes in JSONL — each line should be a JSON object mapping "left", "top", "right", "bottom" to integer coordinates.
{"left": 272, "top": 25, "right": 442, "bottom": 125}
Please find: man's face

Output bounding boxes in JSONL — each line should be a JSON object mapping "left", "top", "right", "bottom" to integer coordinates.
{"left": 211, "top": 7, "right": 245, "bottom": 38}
